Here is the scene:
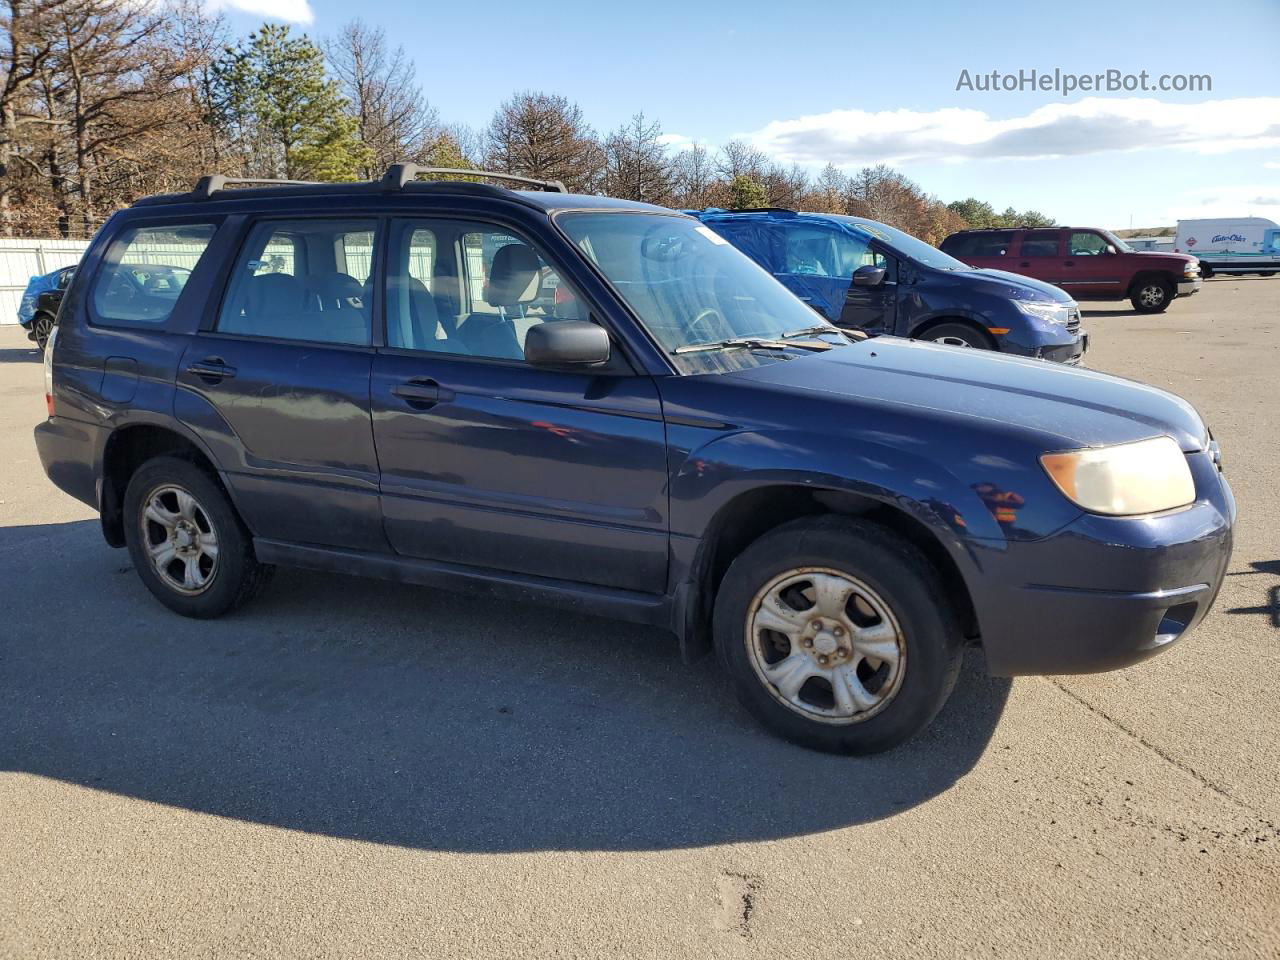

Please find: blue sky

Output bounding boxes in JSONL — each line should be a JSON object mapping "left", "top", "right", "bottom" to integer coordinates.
{"left": 211, "top": 0, "right": 1280, "bottom": 228}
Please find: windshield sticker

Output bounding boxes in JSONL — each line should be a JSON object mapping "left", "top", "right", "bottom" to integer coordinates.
{"left": 695, "top": 225, "right": 728, "bottom": 245}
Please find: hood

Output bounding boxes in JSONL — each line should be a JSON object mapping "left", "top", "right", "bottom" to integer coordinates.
{"left": 1132, "top": 250, "right": 1197, "bottom": 266}
{"left": 959, "top": 268, "right": 1074, "bottom": 303}
{"left": 727, "top": 337, "right": 1208, "bottom": 452}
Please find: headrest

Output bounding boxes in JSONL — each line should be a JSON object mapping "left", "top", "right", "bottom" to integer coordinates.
{"left": 485, "top": 244, "right": 540, "bottom": 307}
{"left": 246, "top": 272, "right": 303, "bottom": 316}
{"left": 307, "top": 272, "right": 363, "bottom": 309}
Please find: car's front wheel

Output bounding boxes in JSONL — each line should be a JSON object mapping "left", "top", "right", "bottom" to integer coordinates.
{"left": 31, "top": 313, "right": 54, "bottom": 351}
{"left": 714, "top": 516, "right": 963, "bottom": 754}
{"left": 918, "top": 322, "right": 994, "bottom": 350}
{"left": 123, "top": 456, "right": 272, "bottom": 618}
{"left": 1131, "top": 278, "right": 1173, "bottom": 313}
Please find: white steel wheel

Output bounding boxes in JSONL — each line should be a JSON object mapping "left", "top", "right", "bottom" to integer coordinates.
{"left": 745, "top": 566, "right": 906, "bottom": 725}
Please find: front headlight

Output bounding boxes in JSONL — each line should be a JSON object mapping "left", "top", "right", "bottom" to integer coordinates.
{"left": 1040, "top": 436, "right": 1196, "bottom": 516}
{"left": 1184, "top": 261, "right": 1199, "bottom": 276}
{"left": 1013, "top": 299, "right": 1070, "bottom": 326}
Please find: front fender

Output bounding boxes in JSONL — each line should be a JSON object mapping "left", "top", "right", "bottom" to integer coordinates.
{"left": 670, "top": 427, "right": 1010, "bottom": 547}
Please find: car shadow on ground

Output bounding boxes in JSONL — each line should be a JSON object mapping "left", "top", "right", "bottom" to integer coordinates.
{"left": 1, "top": 520, "right": 1011, "bottom": 853}
{"left": 0, "top": 345, "right": 41, "bottom": 363}
{"left": 1225, "top": 560, "right": 1280, "bottom": 628}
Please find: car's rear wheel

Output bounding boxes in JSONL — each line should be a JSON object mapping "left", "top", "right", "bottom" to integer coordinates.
{"left": 1131, "top": 278, "right": 1173, "bottom": 313}
{"left": 123, "top": 456, "right": 272, "bottom": 618}
{"left": 714, "top": 516, "right": 963, "bottom": 754}
{"left": 31, "top": 313, "right": 54, "bottom": 351}
{"left": 918, "top": 322, "right": 994, "bottom": 350}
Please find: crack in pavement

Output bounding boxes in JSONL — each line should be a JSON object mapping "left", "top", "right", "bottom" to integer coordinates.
{"left": 1046, "top": 678, "right": 1256, "bottom": 815}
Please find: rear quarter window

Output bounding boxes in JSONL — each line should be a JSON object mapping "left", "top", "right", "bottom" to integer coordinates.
{"left": 91, "top": 223, "right": 217, "bottom": 326}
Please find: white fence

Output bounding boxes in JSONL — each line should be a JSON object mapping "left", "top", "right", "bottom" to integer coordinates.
{"left": 0, "top": 238, "right": 89, "bottom": 324}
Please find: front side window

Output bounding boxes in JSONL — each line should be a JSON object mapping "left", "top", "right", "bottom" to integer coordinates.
{"left": 1020, "top": 230, "right": 1061, "bottom": 257}
{"left": 385, "top": 218, "right": 586, "bottom": 361}
{"left": 217, "top": 218, "right": 376, "bottom": 346}
{"left": 92, "top": 222, "right": 216, "bottom": 325}
{"left": 558, "top": 212, "right": 835, "bottom": 367}
{"left": 1068, "top": 231, "right": 1109, "bottom": 256}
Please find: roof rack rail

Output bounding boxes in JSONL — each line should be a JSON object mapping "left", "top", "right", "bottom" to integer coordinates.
{"left": 380, "top": 163, "right": 567, "bottom": 193}
{"left": 729, "top": 207, "right": 796, "bottom": 215}
{"left": 190, "top": 174, "right": 322, "bottom": 200}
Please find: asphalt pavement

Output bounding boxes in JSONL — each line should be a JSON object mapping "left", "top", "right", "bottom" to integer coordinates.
{"left": 1, "top": 277, "right": 1276, "bottom": 958}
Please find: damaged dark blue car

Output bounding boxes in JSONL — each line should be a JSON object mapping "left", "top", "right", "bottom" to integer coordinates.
{"left": 35, "top": 167, "right": 1232, "bottom": 753}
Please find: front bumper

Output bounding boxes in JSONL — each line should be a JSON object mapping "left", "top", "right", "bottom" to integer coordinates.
{"left": 1177, "top": 278, "right": 1202, "bottom": 297}
{"left": 970, "top": 451, "right": 1234, "bottom": 676}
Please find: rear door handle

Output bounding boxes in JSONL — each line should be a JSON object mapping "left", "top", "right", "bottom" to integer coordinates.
{"left": 186, "top": 357, "right": 236, "bottom": 381}
{"left": 1019, "top": 261, "right": 1031, "bottom": 268}
{"left": 392, "top": 378, "right": 455, "bottom": 409}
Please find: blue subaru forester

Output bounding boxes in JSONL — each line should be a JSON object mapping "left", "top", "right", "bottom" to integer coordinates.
{"left": 35, "top": 166, "right": 1234, "bottom": 753}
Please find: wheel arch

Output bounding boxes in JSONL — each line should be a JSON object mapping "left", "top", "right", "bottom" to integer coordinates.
{"left": 909, "top": 315, "right": 996, "bottom": 346}
{"left": 1127, "top": 270, "right": 1176, "bottom": 297}
{"left": 100, "top": 423, "right": 228, "bottom": 547}
{"left": 678, "top": 482, "right": 980, "bottom": 662}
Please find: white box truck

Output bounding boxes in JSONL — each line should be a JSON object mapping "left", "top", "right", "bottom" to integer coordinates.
{"left": 1175, "top": 217, "right": 1280, "bottom": 276}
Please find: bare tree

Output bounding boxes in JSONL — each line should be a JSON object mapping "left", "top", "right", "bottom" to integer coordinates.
{"left": 716, "top": 138, "right": 767, "bottom": 182}
{"left": 325, "top": 19, "right": 438, "bottom": 178}
{"left": 0, "top": 0, "right": 64, "bottom": 234}
{"left": 672, "top": 141, "right": 719, "bottom": 209}
{"left": 485, "top": 91, "right": 602, "bottom": 191}
{"left": 603, "top": 111, "right": 672, "bottom": 204}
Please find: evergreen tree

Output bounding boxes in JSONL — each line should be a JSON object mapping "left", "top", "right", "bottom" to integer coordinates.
{"left": 214, "top": 23, "right": 368, "bottom": 181}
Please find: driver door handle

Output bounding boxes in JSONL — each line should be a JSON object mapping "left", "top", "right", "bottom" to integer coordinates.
{"left": 392, "top": 378, "right": 455, "bottom": 409}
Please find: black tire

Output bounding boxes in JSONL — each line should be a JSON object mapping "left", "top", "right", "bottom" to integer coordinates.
{"left": 917, "top": 321, "right": 995, "bottom": 350}
{"left": 1260, "top": 272, "right": 1276, "bottom": 278}
{"left": 1198, "top": 263, "right": 1214, "bottom": 278}
{"left": 31, "top": 313, "right": 54, "bottom": 351}
{"left": 123, "top": 456, "right": 272, "bottom": 618}
{"left": 714, "top": 516, "right": 963, "bottom": 754}
{"left": 1130, "top": 277, "right": 1173, "bottom": 313}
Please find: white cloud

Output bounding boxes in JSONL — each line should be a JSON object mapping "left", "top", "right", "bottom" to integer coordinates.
{"left": 207, "top": 0, "right": 314, "bottom": 23}
{"left": 660, "top": 133, "right": 701, "bottom": 150}
{"left": 1163, "top": 183, "right": 1280, "bottom": 222}
{"left": 1265, "top": 161, "right": 1280, "bottom": 169}
{"left": 742, "top": 97, "right": 1280, "bottom": 165}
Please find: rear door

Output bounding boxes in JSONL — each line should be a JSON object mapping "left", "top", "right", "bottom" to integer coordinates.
{"left": 174, "top": 216, "right": 386, "bottom": 552}
{"left": 1062, "top": 229, "right": 1125, "bottom": 296}
{"left": 369, "top": 216, "right": 670, "bottom": 594}
{"left": 1013, "top": 229, "right": 1064, "bottom": 284}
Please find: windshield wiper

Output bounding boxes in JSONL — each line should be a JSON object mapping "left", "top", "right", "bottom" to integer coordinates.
{"left": 781, "top": 323, "right": 867, "bottom": 343}
{"left": 674, "top": 336, "right": 833, "bottom": 355}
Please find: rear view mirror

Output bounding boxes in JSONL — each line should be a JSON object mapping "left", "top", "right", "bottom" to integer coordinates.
{"left": 852, "top": 264, "right": 886, "bottom": 287}
{"left": 524, "top": 320, "right": 610, "bottom": 366}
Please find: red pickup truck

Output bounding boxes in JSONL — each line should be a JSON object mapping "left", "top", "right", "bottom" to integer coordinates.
{"left": 941, "top": 227, "right": 1201, "bottom": 313}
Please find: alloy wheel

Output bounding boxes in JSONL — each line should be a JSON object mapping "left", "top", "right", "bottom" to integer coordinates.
{"left": 139, "top": 484, "right": 220, "bottom": 595}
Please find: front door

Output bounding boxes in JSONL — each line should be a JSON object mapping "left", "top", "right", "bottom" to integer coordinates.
{"left": 175, "top": 216, "right": 386, "bottom": 552}
{"left": 1062, "top": 229, "right": 1126, "bottom": 297}
{"left": 775, "top": 222, "right": 896, "bottom": 334}
{"left": 369, "top": 217, "right": 670, "bottom": 594}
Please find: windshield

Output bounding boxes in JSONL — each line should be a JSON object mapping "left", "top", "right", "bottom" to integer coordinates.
{"left": 840, "top": 218, "right": 970, "bottom": 271}
{"left": 1099, "top": 229, "right": 1133, "bottom": 253}
{"left": 557, "top": 212, "right": 837, "bottom": 364}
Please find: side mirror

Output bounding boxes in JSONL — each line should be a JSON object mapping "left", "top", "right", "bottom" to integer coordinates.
{"left": 852, "top": 264, "right": 886, "bottom": 287}
{"left": 524, "top": 320, "right": 610, "bottom": 366}
{"left": 1105, "top": 244, "right": 1117, "bottom": 255}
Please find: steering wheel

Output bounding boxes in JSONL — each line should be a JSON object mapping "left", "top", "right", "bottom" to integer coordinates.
{"left": 689, "top": 306, "right": 730, "bottom": 343}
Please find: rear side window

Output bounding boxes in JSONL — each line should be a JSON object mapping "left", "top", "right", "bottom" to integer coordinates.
{"left": 92, "top": 223, "right": 216, "bottom": 325}
{"left": 1020, "top": 230, "right": 1061, "bottom": 257}
{"left": 216, "top": 218, "right": 377, "bottom": 346}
